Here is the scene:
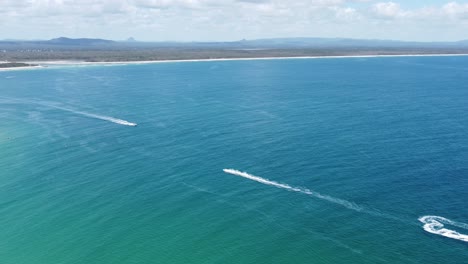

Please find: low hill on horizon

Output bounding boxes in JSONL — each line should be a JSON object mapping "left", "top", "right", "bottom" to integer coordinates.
{"left": 47, "top": 37, "right": 116, "bottom": 45}
{"left": 1, "top": 37, "right": 468, "bottom": 49}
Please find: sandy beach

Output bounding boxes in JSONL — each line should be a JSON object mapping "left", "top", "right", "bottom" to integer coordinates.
{"left": 0, "top": 65, "right": 44, "bottom": 72}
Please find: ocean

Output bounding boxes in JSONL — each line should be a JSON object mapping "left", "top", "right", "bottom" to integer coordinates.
{"left": 1, "top": 56, "right": 467, "bottom": 264}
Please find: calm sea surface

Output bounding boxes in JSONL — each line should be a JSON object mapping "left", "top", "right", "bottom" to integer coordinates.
{"left": 1, "top": 56, "right": 467, "bottom": 263}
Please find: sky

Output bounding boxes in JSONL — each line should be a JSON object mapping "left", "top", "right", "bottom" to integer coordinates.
{"left": 1, "top": 0, "right": 468, "bottom": 42}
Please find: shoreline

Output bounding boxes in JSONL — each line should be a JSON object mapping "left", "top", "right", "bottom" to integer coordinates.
{"left": 0, "top": 65, "right": 44, "bottom": 72}
{"left": 2, "top": 53, "right": 468, "bottom": 71}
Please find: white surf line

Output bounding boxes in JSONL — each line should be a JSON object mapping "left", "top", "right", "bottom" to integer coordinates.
{"left": 0, "top": 65, "right": 44, "bottom": 72}
{"left": 18, "top": 53, "right": 468, "bottom": 69}
{"left": 223, "top": 169, "right": 363, "bottom": 212}
{"left": 419, "top": 216, "right": 468, "bottom": 243}
{"left": 40, "top": 104, "right": 137, "bottom": 127}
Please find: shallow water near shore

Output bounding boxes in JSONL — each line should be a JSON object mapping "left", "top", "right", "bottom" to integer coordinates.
{"left": 1, "top": 56, "right": 467, "bottom": 263}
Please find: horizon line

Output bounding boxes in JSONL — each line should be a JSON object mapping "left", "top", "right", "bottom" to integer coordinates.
{"left": 2, "top": 36, "right": 468, "bottom": 43}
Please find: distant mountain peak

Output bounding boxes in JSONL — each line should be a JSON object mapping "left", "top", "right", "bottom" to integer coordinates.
{"left": 47, "top": 37, "right": 115, "bottom": 45}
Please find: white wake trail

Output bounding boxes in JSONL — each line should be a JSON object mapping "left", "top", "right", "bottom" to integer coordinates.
{"left": 0, "top": 97, "right": 137, "bottom": 126}
{"left": 419, "top": 216, "right": 468, "bottom": 242}
{"left": 223, "top": 169, "right": 468, "bottom": 243}
{"left": 223, "top": 169, "right": 363, "bottom": 212}
{"left": 71, "top": 110, "right": 137, "bottom": 127}
{"left": 48, "top": 105, "right": 137, "bottom": 127}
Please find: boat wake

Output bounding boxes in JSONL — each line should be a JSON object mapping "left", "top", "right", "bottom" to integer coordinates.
{"left": 48, "top": 105, "right": 137, "bottom": 127}
{"left": 0, "top": 97, "right": 137, "bottom": 127}
{"left": 419, "top": 216, "right": 468, "bottom": 242}
{"left": 223, "top": 169, "right": 468, "bottom": 243}
{"left": 223, "top": 169, "right": 363, "bottom": 212}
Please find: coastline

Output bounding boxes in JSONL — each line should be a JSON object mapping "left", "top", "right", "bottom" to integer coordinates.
{"left": 2, "top": 53, "right": 468, "bottom": 71}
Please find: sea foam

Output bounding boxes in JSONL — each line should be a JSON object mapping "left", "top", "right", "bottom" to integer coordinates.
{"left": 419, "top": 216, "right": 468, "bottom": 242}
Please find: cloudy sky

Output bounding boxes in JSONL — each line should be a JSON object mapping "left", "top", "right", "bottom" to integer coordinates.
{"left": 1, "top": 0, "right": 468, "bottom": 41}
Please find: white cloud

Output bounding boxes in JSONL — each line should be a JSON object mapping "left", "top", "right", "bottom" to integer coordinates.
{"left": 132, "top": 0, "right": 219, "bottom": 10}
{"left": 443, "top": 2, "right": 468, "bottom": 19}
{"left": 1, "top": 1, "right": 468, "bottom": 41}
{"left": 333, "top": 6, "right": 361, "bottom": 20}
{"left": 371, "top": 2, "right": 406, "bottom": 19}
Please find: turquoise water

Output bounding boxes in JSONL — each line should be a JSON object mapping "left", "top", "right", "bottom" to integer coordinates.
{"left": 1, "top": 56, "right": 467, "bottom": 263}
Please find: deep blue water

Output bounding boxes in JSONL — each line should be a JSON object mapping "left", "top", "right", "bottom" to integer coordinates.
{"left": 1, "top": 56, "right": 467, "bottom": 263}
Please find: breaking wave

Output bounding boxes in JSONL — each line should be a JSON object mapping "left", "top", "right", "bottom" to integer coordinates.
{"left": 419, "top": 216, "right": 468, "bottom": 242}
{"left": 223, "top": 169, "right": 363, "bottom": 212}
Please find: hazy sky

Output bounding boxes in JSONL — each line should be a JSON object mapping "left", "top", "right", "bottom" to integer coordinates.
{"left": 1, "top": 0, "right": 468, "bottom": 41}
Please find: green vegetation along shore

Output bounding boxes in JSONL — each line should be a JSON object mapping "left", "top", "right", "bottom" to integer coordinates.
{"left": 2, "top": 37, "right": 468, "bottom": 64}
{"left": 0, "top": 62, "right": 38, "bottom": 69}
